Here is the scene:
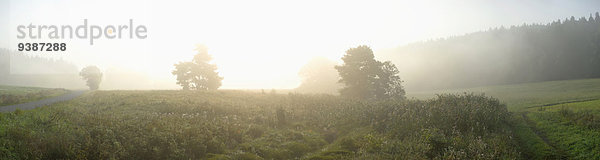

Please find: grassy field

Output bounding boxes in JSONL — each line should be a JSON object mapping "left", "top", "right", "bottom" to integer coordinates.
{"left": 524, "top": 99, "right": 600, "bottom": 159}
{"left": 0, "top": 85, "right": 69, "bottom": 106}
{"left": 1, "top": 78, "right": 600, "bottom": 159}
{"left": 0, "top": 91, "right": 519, "bottom": 159}
{"left": 408, "top": 78, "right": 600, "bottom": 111}
{"left": 409, "top": 78, "right": 600, "bottom": 159}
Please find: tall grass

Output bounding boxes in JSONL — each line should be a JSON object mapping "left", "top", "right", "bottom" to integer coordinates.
{"left": 0, "top": 91, "right": 520, "bottom": 159}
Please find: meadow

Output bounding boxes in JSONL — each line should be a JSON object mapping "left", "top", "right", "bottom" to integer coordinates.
{"left": 0, "top": 90, "right": 518, "bottom": 159}
{"left": 0, "top": 85, "right": 69, "bottom": 106}
{"left": 408, "top": 78, "right": 600, "bottom": 111}
{"left": 1, "top": 78, "right": 600, "bottom": 159}
{"left": 409, "top": 78, "right": 600, "bottom": 159}
{"left": 524, "top": 99, "right": 600, "bottom": 159}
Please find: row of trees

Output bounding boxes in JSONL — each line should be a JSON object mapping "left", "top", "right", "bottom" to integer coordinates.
{"left": 64, "top": 12, "right": 600, "bottom": 99}
{"left": 79, "top": 45, "right": 224, "bottom": 91}
{"left": 383, "top": 12, "right": 600, "bottom": 90}
{"left": 172, "top": 45, "right": 406, "bottom": 100}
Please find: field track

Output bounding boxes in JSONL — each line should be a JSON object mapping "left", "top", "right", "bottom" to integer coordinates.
{"left": 520, "top": 98, "right": 600, "bottom": 160}
{"left": 0, "top": 90, "right": 86, "bottom": 112}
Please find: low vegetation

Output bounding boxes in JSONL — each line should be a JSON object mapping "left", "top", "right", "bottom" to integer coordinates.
{"left": 0, "top": 91, "right": 519, "bottom": 159}
{"left": 0, "top": 86, "right": 69, "bottom": 106}
{"left": 409, "top": 78, "right": 600, "bottom": 111}
{"left": 3, "top": 78, "right": 600, "bottom": 159}
{"left": 402, "top": 78, "right": 600, "bottom": 159}
{"left": 522, "top": 100, "right": 600, "bottom": 159}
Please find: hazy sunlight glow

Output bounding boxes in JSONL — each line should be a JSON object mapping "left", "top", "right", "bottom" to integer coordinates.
{"left": 3, "top": 0, "right": 599, "bottom": 89}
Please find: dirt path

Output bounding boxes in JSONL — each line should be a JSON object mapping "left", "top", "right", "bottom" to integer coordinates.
{"left": 0, "top": 90, "right": 86, "bottom": 112}
{"left": 520, "top": 112, "right": 568, "bottom": 159}
{"left": 519, "top": 98, "right": 600, "bottom": 159}
{"left": 526, "top": 98, "right": 599, "bottom": 110}
{"left": 518, "top": 97, "right": 598, "bottom": 160}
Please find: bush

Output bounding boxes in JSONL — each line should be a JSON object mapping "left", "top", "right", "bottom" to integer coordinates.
{"left": 429, "top": 93, "right": 510, "bottom": 135}
{"left": 372, "top": 93, "right": 510, "bottom": 137}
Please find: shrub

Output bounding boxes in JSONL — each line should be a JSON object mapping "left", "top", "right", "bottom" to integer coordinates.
{"left": 429, "top": 93, "right": 510, "bottom": 135}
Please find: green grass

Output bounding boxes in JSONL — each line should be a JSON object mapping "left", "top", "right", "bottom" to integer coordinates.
{"left": 510, "top": 114, "right": 560, "bottom": 159}
{"left": 409, "top": 78, "right": 600, "bottom": 159}
{"left": 3, "top": 78, "right": 600, "bottom": 159}
{"left": 529, "top": 99, "right": 600, "bottom": 112}
{"left": 408, "top": 78, "right": 600, "bottom": 111}
{"left": 524, "top": 100, "right": 600, "bottom": 159}
{"left": 0, "top": 85, "right": 69, "bottom": 106}
{"left": 0, "top": 91, "right": 519, "bottom": 159}
{"left": 0, "top": 85, "right": 55, "bottom": 95}
{"left": 517, "top": 98, "right": 600, "bottom": 159}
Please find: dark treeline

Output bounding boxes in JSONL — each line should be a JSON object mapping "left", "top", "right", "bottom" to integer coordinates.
{"left": 383, "top": 12, "right": 600, "bottom": 91}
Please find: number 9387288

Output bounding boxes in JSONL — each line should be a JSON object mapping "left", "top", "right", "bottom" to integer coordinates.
{"left": 18, "top": 43, "right": 66, "bottom": 51}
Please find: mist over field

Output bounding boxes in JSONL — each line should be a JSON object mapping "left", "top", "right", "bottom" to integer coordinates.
{"left": 1, "top": 0, "right": 599, "bottom": 90}
{"left": 381, "top": 16, "right": 600, "bottom": 91}
{"left": 2, "top": 0, "right": 600, "bottom": 159}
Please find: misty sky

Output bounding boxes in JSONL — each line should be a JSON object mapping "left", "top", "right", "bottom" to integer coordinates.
{"left": 1, "top": 0, "right": 599, "bottom": 89}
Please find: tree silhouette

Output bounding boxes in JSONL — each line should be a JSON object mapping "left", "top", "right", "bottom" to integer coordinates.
{"left": 79, "top": 66, "right": 103, "bottom": 90}
{"left": 335, "top": 45, "right": 405, "bottom": 100}
{"left": 172, "top": 45, "right": 223, "bottom": 90}
{"left": 296, "top": 57, "right": 341, "bottom": 94}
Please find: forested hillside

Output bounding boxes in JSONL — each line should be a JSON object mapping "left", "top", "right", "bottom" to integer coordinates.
{"left": 0, "top": 49, "right": 78, "bottom": 75}
{"left": 383, "top": 12, "right": 600, "bottom": 91}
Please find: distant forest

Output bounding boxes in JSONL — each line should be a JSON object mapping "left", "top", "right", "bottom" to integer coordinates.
{"left": 0, "top": 49, "right": 78, "bottom": 75}
{"left": 382, "top": 12, "right": 600, "bottom": 91}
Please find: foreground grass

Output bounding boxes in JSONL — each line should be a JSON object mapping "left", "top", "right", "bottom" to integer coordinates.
{"left": 509, "top": 114, "right": 560, "bottom": 159}
{"left": 408, "top": 78, "right": 600, "bottom": 159}
{"left": 0, "top": 91, "right": 519, "bottom": 159}
{"left": 523, "top": 100, "right": 600, "bottom": 159}
{"left": 0, "top": 85, "right": 69, "bottom": 106}
{"left": 4, "top": 78, "right": 599, "bottom": 159}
